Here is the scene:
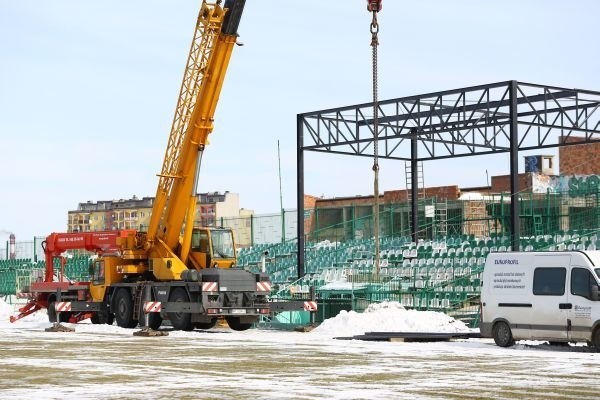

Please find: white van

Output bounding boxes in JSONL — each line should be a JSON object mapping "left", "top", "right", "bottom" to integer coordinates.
{"left": 480, "top": 251, "right": 600, "bottom": 348}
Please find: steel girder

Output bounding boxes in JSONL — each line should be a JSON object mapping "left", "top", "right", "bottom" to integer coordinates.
{"left": 295, "top": 81, "right": 600, "bottom": 276}
{"left": 299, "top": 81, "right": 600, "bottom": 161}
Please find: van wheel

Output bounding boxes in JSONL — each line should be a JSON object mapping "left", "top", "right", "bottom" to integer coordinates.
{"left": 493, "top": 321, "right": 514, "bottom": 347}
{"left": 592, "top": 328, "right": 600, "bottom": 350}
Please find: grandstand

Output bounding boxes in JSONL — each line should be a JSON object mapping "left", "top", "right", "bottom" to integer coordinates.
{"left": 0, "top": 255, "right": 91, "bottom": 301}
{"left": 3, "top": 186, "right": 600, "bottom": 328}
{"left": 237, "top": 186, "right": 600, "bottom": 327}
{"left": 238, "top": 229, "right": 600, "bottom": 328}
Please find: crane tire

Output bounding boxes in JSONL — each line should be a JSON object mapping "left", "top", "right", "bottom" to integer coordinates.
{"left": 168, "top": 287, "right": 193, "bottom": 331}
{"left": 114, "top": 289, "right": 138, "bottom": 329}
{"left": 47, "top": 300, "right": 57, "bottom": 323}
{"left": 194, "top": 318, "right": 218, "bottom": 330}
{"left": 225, "top": 316, "right": 252, "bottom": 331}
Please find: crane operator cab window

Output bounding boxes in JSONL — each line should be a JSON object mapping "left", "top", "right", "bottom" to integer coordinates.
{"left": 192, "top": 230, "right": 210, "bottom": 253}
{"left": 211, "top": 230, "right": 235, "bottom": 259}
{"left": 90, "top": 259, "right": 105, "bottom": 285}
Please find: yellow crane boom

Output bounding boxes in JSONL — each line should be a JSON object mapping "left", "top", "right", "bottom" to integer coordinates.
{"left": 12, "top": 0, "right": 314, "bottom": 331}
{"left": 147, "top": 0, "right": 244, "bottom": 267}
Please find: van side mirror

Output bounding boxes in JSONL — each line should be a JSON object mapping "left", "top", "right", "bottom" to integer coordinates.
{"left": 592, "top": 284, "right": 599, "bottom": 301}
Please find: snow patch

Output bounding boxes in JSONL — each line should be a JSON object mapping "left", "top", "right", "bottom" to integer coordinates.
{"left": 311, "top": 301, "right": 470, "bottom": 337}
{"left": 0, "top": 298, "right": 14, "bottom": 318}
{"left": 0, "top": 298, "right": 50, "bottom": 328}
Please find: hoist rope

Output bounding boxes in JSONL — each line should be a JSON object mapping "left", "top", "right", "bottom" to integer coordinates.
{"left": 370, "top": 5, "right": 381, "bottom": 279}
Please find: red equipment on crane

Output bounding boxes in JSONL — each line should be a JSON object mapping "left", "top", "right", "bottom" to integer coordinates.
{"left": 42, "top": 230, "right": 135, "bottom": 282}
{"left": 367, "top": 0, "right": 382, "bottom": 12}
{"left": 10, "top": 230, "right": 134, "bottom": 323}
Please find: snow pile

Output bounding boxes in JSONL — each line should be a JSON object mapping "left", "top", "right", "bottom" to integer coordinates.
{"left": 311, "top": 301, "right": 470, "bottom": 337}
{"left": 313, "top": 240, "right": 339, "bottom": 250}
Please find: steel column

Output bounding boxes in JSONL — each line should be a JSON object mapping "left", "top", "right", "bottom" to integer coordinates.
{"left": 509, "top": 81, "right": 520, "bottom": 251}
{"left": 411, "top": 133, "right": 418, "bottom": 243}
{"left": 297, "top": 114, "right": 305, "bottom": 278}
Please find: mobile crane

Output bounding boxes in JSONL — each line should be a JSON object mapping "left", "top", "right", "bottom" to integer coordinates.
{"left": 11, "top": 0, "right": 289, "bottom": 331}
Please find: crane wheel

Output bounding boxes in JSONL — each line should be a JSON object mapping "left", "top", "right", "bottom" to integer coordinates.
{"left": 194, "top": 318, "right": 217, "bottom": 330}
{"left": 47, "top": 300, "right": 57, "bottom": 323}
{"left": 225, "top": 316, "right": 252, "bottom": 331}
{"left": 114, "top": 289, "right": 138, "bottom": 329}
{"left": 146, "top": 312, "right": 163, "bottom": 330}
{"left": 48, "top": 298, "right": 71, "bottom": 323}
{"left": 91, "top": 310, "right": 114, "bottom": 325}
{"left": 168, "top": 287, "right": 193, "bottom": 331}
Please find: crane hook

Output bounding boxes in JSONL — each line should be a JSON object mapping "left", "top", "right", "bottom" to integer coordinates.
{"left": 367, "top": 0, "right": 382, "bottom": 13}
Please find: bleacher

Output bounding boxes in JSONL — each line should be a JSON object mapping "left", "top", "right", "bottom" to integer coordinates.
{"left": 3, "top": 229, "right": 599, "bottom": 325}
{"left": 0, "top": 258, "right": 39, "bottom": 296}
{"left": 238, "top": 229, "right": 600, "bottom": 325}
{"left": 0, "top": 255, "right": 92, "bottom": 296}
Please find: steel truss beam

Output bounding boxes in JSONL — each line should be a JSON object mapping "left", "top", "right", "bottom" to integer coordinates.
{"left": 299, "top": 81, "right": 600, "bottom": 161}
{"left": 296, "top": 81, "right": 600, "bottom": 276}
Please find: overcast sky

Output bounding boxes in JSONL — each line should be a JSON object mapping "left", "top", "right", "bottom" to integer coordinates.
{"left": 1, "top": 0, "right": 598, "bottom": 240}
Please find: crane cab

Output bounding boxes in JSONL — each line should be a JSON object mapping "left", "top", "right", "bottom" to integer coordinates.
{"left": 189, "top": 227, "right": 237, "bottom": 269}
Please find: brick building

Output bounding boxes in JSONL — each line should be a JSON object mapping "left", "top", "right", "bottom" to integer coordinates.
{"left": 302, "top": 138, "right": 600, "bottom": 242}
{"left": 559, "top": 135, "right": 600, "bottom": 175}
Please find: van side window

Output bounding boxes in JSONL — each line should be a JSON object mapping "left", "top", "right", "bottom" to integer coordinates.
{"left": 571, "top": 268, "right": 595, "bottom": 300}
{"left": 533, "top": 267, "right": 566, "bottom": 296}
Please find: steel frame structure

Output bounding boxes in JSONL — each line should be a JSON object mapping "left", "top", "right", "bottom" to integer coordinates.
{"left": 296, "top": 80, "right": 600, "bottom": 277}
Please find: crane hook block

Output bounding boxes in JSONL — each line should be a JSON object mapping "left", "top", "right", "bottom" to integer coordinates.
{"left": 367, "top": 0, "right": 382, "bottom": 12}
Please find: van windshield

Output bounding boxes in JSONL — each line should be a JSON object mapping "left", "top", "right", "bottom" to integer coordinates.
{"left": 595, "top": 268, "right": 600, "bottom": 279}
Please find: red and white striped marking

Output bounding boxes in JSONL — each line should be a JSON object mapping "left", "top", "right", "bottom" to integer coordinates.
{"left": 143, "top": 301, "right": 162, "bottom": 313}
{"left": 256, "top": 281, "right": 271, "bottom": 292}
{"left": 55, "top": 302, "right": 72, "bottom": 313}
{"left": 202, "top": 282, "right": 218, "bottom": 292}
{"left": 303, "top": 301, "right": 318, "bottom": 311}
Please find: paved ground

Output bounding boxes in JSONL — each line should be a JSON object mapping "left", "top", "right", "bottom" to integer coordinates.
{"left": 1, "top": 318, "right": 599, "bottom": 400}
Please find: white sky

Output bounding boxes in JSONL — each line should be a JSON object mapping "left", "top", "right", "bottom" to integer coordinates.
{"left": 1, "top": 0, "right": 599, "bottom": 240}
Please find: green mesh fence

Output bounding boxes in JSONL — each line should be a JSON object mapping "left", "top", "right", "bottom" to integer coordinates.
{"left": 3, "top": 189, "right": 600, "bottom": 327}
{"left": 244, "top": 188, "right": 600, "bottom": 328}
{"left": 305, "top": 190, "right": 600, "bottom": 244}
